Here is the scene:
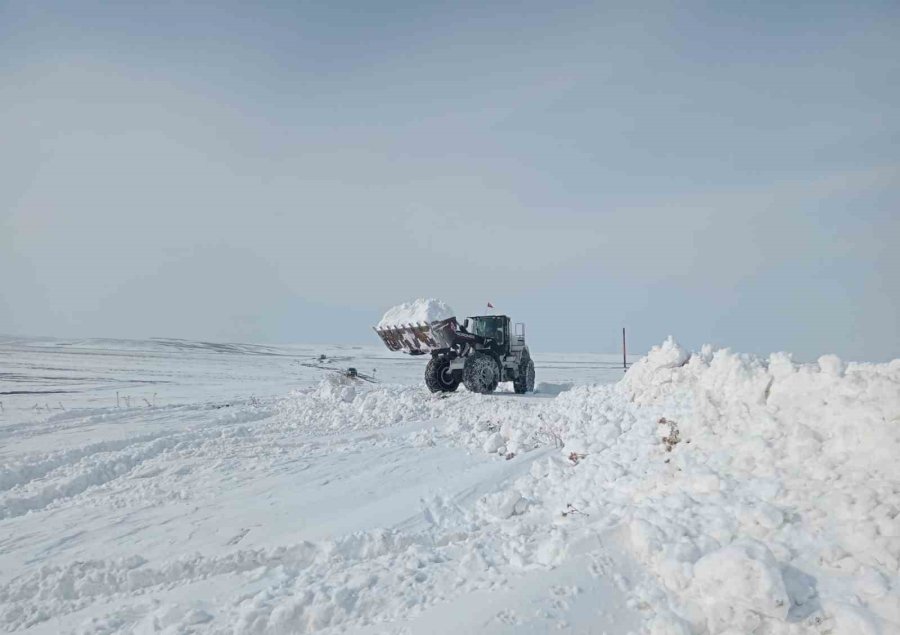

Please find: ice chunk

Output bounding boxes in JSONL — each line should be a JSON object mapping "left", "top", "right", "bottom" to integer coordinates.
{"left": 817, "top": 354, "right": 845, "bottom": 377}
{"left": 482, "top": 432, "right": 505, "bottom": 454}
{"left": 478, "top": 490, "right": 528, "bottom": 519}
{"left": 619, "top": 336, "right": 690, "bottom": 402}
{"left": 692, "top": 540, "right": 790, "bottom": 620}
{"left": 641, "top": 336, "right": 690, "bottom": 371}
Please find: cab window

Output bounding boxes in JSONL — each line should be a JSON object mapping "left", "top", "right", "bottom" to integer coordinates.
{"left": 472, "top": 317, "right": 504, "bottom": 342}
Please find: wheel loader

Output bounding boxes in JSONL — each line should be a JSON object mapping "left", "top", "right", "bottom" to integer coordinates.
{"left": 374, "top": 314, "right": 535, "bottom": 394}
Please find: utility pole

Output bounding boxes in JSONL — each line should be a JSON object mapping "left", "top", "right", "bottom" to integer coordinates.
{"left": 622, "top": 327, "right": 627, "bottom": 371}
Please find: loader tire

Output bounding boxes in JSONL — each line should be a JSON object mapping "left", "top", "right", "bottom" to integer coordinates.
{"left": 513, "top": 358, "right": 535, "bottom": 394}
{"left": 463, "top": 353, "right": 499, "bottom": 394}
{"left": 425, "top": 357, "right": 460, "bottom": 393}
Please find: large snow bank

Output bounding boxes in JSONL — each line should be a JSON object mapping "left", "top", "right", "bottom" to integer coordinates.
{"left": 621, "top": 337, "right": 900, "bottom": 464}
{"left": 377, "top": 298, "right": 455, "bottom": 328}
{"left": 615, "top": 339, "right": 900, "bottom": 633}
{"left": 442, "top": 338, "right": 900, "bottom": 634}
{"left": 272, "top": 341, "right": 900, "bottom": 633}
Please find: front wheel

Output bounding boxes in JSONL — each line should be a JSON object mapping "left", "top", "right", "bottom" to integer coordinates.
{"left": 463, "top": 353, "right": 500, "bottom": 394}
{"left": 513, "top": 358, "right": 535, "bottom": 394}
{"left": 425, "top": 357, "right": 461, "bottom": 393}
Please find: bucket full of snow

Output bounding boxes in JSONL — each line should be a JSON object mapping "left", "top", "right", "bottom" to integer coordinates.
{"left": 373, "top": 298, "right": 459, "bottom": 355}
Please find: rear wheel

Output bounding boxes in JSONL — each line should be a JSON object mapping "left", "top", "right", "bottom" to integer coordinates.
{"left": 463, "top": 353, "right": 500, "bottom": 394}
{"left": 425, "top": 357, "right": 460, "bottom": 393}
{"left": 514, "top": 358, "right": 535, "bottom": 394}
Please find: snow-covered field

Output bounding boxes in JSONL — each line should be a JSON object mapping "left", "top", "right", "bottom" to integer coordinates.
{"left": 1, "top": 336, "right": 898, "bottom": 634}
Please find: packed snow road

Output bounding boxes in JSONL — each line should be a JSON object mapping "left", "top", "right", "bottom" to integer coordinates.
{"left": 1, "top": 337, "right": 898, "bottom": 634}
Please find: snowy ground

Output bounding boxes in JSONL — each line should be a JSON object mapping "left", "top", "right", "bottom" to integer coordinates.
{"left": 1, "top": 336, "right": 898, "bottom": 634}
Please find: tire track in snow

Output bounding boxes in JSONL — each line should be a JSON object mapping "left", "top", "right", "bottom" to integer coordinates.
{"left": 0, "top": 432, "right": 210, "bottom": 520}
{"left": 0, "top": 432, "right": 174, "bottom": 493}
{"left": 1, "top": 404, "right": 280, "bottom": 515}
{"left": 0, "top": 542, "right": 321, "bottom": 631}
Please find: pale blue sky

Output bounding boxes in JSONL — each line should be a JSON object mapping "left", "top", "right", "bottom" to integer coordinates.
{"left": 1, "top": 1, "right": 898, "bottom": 360}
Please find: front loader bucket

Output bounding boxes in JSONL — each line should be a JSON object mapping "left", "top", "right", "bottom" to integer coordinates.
{"left": 373, "top": 317, "right": 458, "bottom": 355}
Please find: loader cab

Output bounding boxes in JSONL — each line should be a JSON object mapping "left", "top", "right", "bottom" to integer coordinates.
{"left": 466, "top": 315, "right": 510, "bottom": 354}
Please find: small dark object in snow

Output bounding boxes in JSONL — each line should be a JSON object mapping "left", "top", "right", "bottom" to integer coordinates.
{"left": 226, "top": 528, "right": 250, "bottom": 546}
{"left": 505, "top": 452, "right": 516, "bottom": 461}
{"left": 562, "top": 503, "right": 589, "bottom": 518}
{"left": 299, "top": 363, "right": 379, "bottom": 383}
{"left": 659, "top": 417, "right": 681, "bottom": 452}
{"left": 568, "top": 452, "right": 587, "bottom": 465}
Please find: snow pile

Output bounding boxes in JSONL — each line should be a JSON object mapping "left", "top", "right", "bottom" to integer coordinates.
{"left": 616, "top": 339, "right": 900, "bottom": 633}
{"left": 621, "top": 337, "right": 900, "bottom": 464}
{"left": 273, "top": 374, "right": 454, "bottom": 434}
{"left": 377, "top": 298, "right": 456, "bottom": 327}
{"left": 440, "top": 339, "right": 900, "bottom": 634}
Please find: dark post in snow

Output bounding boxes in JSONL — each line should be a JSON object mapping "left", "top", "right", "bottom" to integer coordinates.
{"left": 622, "top": 327, "right": 627, "bottom": 371}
